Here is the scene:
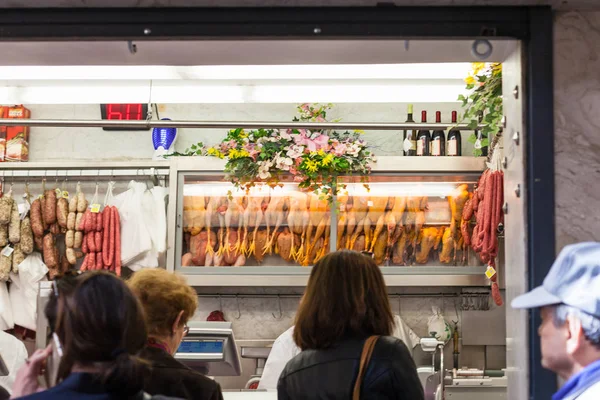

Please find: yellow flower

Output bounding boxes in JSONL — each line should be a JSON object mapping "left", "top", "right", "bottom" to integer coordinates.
{"left": 305, "top": 159, "right": 319, "bottom": 173}
{"left": 471, "top": 62, "right": 485, "bottom": 75}
{"left": 354, "top": 130, "right": 365, "bottom": 135}
{"left": 321, "top": 154, "right": 334, "bottom": 167}
{"left": 464, "top": 76, "right": 476, "bottom": 85}
{"left": 317, "top": 149, "right": 326, "bottom": 157}
{"left": 207, "top": 147, "right": 225, "bottom": 159}
{"left": 239, "top": 129, "right": 248, "bottom": 138}
{"left": 228, "top": 148, "right": 250, "bottom": 159}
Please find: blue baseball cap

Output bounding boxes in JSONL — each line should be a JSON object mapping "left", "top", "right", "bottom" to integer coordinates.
{"left": 512, "top": 242, "right": 600, "bottom": 317}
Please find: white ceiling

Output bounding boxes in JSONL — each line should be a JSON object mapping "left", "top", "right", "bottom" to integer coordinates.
{"left": 0, "top": 0, "right": 597, "bottom": 10}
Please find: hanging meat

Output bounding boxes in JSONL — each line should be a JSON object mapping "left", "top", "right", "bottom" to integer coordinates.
{"left": 303, "top": 193, "right": 329, "bottom": 266}
{"left": 190, "top": 196, "right": 207, "bottom": 236}
{"left": 287, "top": 192, "right": 310, "bottom": 260}
{"left": 415, "top": 227, "right": 439, "bottom": 264}
{"left": 205, "top": 196, "right": 227, "bottom": 255}
{"left": 439, "top": 226, "right": 454, "bottom": 264}
{"left": 223, "top": 196, "right": 244, "bottom": 255}
{"left": 243, "top": 195, "right": 266, "bottom": 258}
{"left": 373, "top": 230, "right": 388, "bottom": 266}
{"left": 263, "top": 195, "right": 288, "bottom": 255}
{"left": 276, "top": 228, "right": 294, "bottom": 262}
{"left": 471, "top": 170, "right": 504, "bottom": 267}
{"left": 335, "top": 194, "right": 350, "bottom": 250}
{"left": 348, "top": 196, "right": 368, "bottom": 250}
{"left": 252, "top": 229, "right": 269, "bottom": 264}
{"left": 365, "top": 196, "right": 390, "bottom": 253}
{"left": 190, "top": 230, "right": 217, "bottom": 266}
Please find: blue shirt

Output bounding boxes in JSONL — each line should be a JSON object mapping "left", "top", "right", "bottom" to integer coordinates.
{"left": 553, "top": 359, "right": 600, "bottom": 400}
{"left": 17, "top": 373, "right": 140, "bottom": 400}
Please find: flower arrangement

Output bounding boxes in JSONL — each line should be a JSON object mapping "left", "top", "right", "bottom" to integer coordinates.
{"left": 458, "top": 62, "right": 503, "bottom": 157}
{"left": 175, "top": 104, "right": 375, "bottom": 202}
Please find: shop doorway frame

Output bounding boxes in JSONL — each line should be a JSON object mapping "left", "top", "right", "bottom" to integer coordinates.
{"left": 0, "top": 5, "right": 555, "bottom": 399}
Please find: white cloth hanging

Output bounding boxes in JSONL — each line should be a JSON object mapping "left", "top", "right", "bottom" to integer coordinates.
{"left": 0, "top": 330, "right": 28, "bottom": 394}
{"left": 0, "top": 282, "right": 13, "bottom": 331}
{"left": 9, "top": 252, "right": 48, "bottom": 331}
{"left": 110, "top": 181, "right": 153, "bottom": 268}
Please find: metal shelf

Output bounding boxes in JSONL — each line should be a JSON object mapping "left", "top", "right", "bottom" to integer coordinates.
{"left": 181, "top": 266, "right": 489, "bottom": 287}
{"left": 172, "top": 156, "right": 486, "bottom": 173}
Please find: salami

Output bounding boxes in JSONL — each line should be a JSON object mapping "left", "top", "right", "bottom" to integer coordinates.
{"left": 30, "top": 199, "right": 44, "bottom": 237}
{"left": 44, "top": 190, "right": 57, "bottom": 225}
{"left": 97, "top": 210, "right": 103, "bottom": 232}
{"left": 82, "top": 233, "right": 89, "bottom": 254}
{"left": 96, "top": 252, "right": 103, "bottom": 271}
{"left": 87, "top": 232, "right": 96, "bottom": 253}
{"left": 95, "top": 231, "right": 102, "bottom": 252}
{"left": 113, "top": 207, "right": 121, "bottom": 276}
{"left": 102, "top": 207, "right": 112, "bottom": 266}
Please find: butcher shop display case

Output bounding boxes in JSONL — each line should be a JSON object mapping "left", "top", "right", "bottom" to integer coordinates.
{"left": 173, "top": 156, "right": 491, "bottom": 287}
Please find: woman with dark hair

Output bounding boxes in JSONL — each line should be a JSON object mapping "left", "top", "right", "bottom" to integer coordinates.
{"left": 11, "top": 271, "right": 178, "bottom": 400}
{"left": 278, "top": 250, "right": 424, "bottom": 400}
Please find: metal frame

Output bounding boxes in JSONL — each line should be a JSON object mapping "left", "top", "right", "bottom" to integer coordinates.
{"left": 0, "top": 6, "right": 555, "bottom": 398}
{"left": 172, "top": 156, "right": 487, "bottom": 287}
{"left": 0, "top": 119, "right": 479, "bottom": 131}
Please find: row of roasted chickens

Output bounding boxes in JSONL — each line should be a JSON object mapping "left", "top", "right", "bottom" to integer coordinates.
{"left": 181, "top": 185, "right": 472, "bottom": 267}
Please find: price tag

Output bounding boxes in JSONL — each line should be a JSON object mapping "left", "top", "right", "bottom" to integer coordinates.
{"left": 485, "top": 266, "right": 497, "bottom": 280}
{"left": 1, "top": 246, "right": 14, "bottom": 257}
{"left": 62, "top": 191, "right": 70, "bottom": 200}
{"left": 339, "top": 204, "right": 345, "bottom": 212}
{"left": 474, "top": 139, "right": 482, "bottom": 150}
{"left": 90, "top": 204, "right": 101, "bottom": 213}
{"left": 18, "top": 202, "right": 30, "bottom": 220}
{"left": 55, "top": 188, "right": 62, "bottom": 198}
{"left": 403, "top": 138, "right": 412, "bottom": 152}
{"left": 367, "top": 200, "right": 374, "bottom": 207}
{"left": 38, "top": 194, "right": 43, "bottom": 200}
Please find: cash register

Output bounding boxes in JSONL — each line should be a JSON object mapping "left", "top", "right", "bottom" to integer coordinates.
{"left": 174, "top": 321, "right": 242, "bottom": 377}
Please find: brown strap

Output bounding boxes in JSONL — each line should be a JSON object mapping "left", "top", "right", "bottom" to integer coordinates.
{"left": 352, "top": 336, "right": 380, "bottom": 400}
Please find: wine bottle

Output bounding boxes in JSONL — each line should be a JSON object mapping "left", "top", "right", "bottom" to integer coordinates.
{"left": 416, "top": 111, "right": 431, "bottom": 156}
{"left": 447, "top": 111, "right": 462, "bottom": 156}
{"left": 474, "top": 111, "right": 488, "bottom": 157}
{"left": 402, "top": 104, "right": 417, "bottom": 156}
{"left": 431, "top": 111, "right": 446, "bottom": 157}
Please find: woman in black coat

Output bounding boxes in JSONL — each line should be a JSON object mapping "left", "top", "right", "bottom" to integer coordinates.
{"left": 128, "top": 268, "right": 223, "bottom": 400}
{"left": 278, "top": 250, "right": 424, "bottom": 400}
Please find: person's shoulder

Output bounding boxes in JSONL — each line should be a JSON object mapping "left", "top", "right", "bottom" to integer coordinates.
{"left": 373, "top": 336, "right": 411, "bottom": 359}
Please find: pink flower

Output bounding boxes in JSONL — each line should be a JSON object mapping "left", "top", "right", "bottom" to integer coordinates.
{"left": 289, "top": 166, "right": 298, "bottom": 175}
{"left": 294, "top": 131, "right": 330, "bottom": 152}
{"left": 333, "top": 143, "right": 347, "bottom": 156}
{"left": 295, "top": 157, "right": 303, "bottom": 166}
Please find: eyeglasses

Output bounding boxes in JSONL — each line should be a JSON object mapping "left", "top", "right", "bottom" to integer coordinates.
{"left": 183, "top": 324, "right": 190, "bottom": 337}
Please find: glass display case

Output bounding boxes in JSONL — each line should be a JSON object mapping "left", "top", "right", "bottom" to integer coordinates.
{"left": 173, "top": 157, "right": 490, "bottom": 286}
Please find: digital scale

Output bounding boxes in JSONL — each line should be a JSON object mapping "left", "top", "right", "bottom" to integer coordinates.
{"left": 175, "top": 321, "right": 242, "bottom": 377}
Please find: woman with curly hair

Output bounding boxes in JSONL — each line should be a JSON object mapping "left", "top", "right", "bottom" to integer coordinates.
{"left": 128, "top": 268, "right": 223, "bottom": 400}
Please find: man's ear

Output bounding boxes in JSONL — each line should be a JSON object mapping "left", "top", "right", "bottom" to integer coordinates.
{"left": 566, "top": 314, "right": 584, "bottom": 356}
{"left": 172, "top": 310, "right": 185, "bottom": 335}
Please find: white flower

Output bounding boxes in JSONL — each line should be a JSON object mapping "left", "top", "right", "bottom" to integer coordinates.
{"left": 286, "top": 145, "right": 304, "bottom": 159}
{"left": 275, "top": 155, "right": 294, "bottom": 171}
{"left": 280, "top": 130, "right": 293, "bottom": 140}
{"left": 259, "top": 170, "right": 271, "bottom": 179}
{"left": 347, "top": 143, "right": 361, "bottom": 156}
{"left": 258, "top": 160, "right": 273, "bottom": 180}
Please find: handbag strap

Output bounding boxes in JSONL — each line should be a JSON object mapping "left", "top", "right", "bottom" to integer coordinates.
{"left": 352, "top": 336, "right": 380, "bottom": 400}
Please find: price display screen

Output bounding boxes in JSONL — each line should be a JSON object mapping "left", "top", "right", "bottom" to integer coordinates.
{"left": 177, "top": 340, "right": 224, "bottom": 354}
{"left": 100, "top": 104, "right": 149, "bottom": 131}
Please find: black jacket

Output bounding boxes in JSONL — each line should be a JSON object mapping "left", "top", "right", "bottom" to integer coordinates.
{"left": 277, "top": 336, "right": 424, "bottom": 400}
{"left": 140, "top": 346, "right": 224, "bottom": 400}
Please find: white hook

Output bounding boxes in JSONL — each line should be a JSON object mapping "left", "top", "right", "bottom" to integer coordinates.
{"left": 234, "top": 296, "right": 241, "bottom": 320}
{"left": 272, "top": 295, "right": 283, "bottom": 320}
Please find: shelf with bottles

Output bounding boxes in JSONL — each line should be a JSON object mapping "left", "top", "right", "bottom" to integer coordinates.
{"left": 402, "top": 106, "right": 485, "bottom": 158}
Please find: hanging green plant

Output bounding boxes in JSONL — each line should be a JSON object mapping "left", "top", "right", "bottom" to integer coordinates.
{"left": 457, "top": 63, "right": 503, "bottom": 157}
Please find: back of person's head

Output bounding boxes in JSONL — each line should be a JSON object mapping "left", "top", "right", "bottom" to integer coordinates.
{"left": 293, "top": 250, "right": 393, "bottom": 350}
{"left": 48, "top": 271, "right": 148, "bottom": 395}
{"left": 127, "top": 268, "right": 198, "bottom": 337}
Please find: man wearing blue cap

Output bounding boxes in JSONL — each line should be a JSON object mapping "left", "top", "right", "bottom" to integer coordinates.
{"left": 512, "top": 242, "right": 600, "bottom": 400}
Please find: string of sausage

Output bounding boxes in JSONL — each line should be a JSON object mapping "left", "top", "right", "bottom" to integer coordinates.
{"left": 79, "top": 205, "right": 120, "bottom": 275}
